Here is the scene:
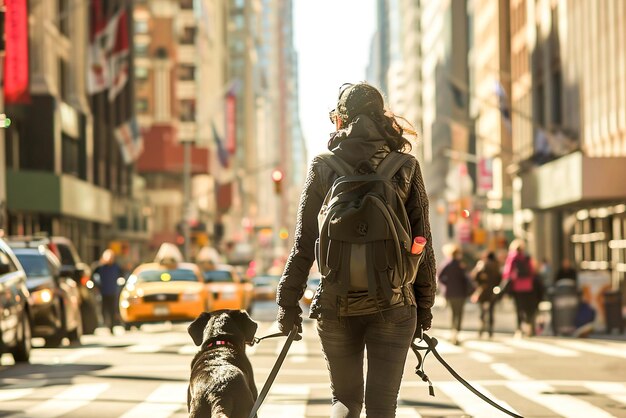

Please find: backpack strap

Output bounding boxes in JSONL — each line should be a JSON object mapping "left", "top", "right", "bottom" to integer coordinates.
{"left": 318, "top": 153, "right": 354, "bottom": 177}
{"left": 376, "top": 151, "right": 412, "bottom": 180}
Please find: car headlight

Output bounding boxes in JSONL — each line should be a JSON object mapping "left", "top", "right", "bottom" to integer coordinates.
{"left": 181, "top": 292, "right": 200, "bottom": 301}
{"left": 31, "top": 289, "right": 53, "bottom": 304}
{"left": 303, "top": 289, "right": 314, "bottom": 300}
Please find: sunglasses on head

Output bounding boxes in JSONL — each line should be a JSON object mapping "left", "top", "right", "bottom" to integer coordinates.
{"left": 328, "top": 83, "right": 354, "bottom": 124}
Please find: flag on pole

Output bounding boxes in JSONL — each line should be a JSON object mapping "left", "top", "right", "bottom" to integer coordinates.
{"left": 212, "top": 123, "right": 229, "bottom": 168}
{"left": 494, "top": 81, "right": 512, "bottom": 134}
{"left": 87, "top": 1, "right": 120, "bottom": 94}
{"left": 108, "top": 9, "right": 130, "bottom": 101}
{"left": 114, "top": 118, "right": 143, "bottom": 164}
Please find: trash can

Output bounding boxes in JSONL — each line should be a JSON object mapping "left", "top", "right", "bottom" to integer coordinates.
{"left": 603, "top": 290, "right": 624, "bottom": 334}
{"left": 551, "top": 279, "right": 579, "bottom": 336}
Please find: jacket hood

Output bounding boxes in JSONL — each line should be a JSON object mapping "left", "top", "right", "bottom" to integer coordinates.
{"left": 328, "top": 115, "right": 388, "bottom": 169}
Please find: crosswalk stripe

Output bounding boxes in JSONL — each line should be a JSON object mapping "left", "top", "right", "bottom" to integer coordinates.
{"left": 503, "top": 338, "right": 579, "bottom": 357}
{"left": 178, "top": 344, "right": 198, "bottom": 355}
{"left": 0, "top": 388, "right": 33, "bottom": 402}
{"left": 463, "top": 340, "right": 515, "bottom": 354}
{"left": 127, "top": 344, "right": 162, "bottom": 353}
{"left": 553, "top": 339, "right": 626, "bottom": 359}
{"left": 469, "top": 351, "right": 494, "bottom": 363}
{"left": 119, "top": 383, "right": 187, "bottom": 418}
{"left": 506, "top": 381, "right": 618, "bottom": 418}
{"left": 584, "top": 382, "right": 626, "bottom": 406}
{"left": 429, "top": 339, "right": 463, "bottom": 354}
{"left": 258, "top": 384, "right": 309, "bottom": 418}
{"left": 490, "top": 363, "right": 531, "bottom": 381}
{"left": 437, "top": 381, "right": 520, "bottom": 417}
{"left": 394, "top": 407, "right": 423, "bottom": 417}
{"left": 16, "top": 383, "right": 109, "bottom": 418}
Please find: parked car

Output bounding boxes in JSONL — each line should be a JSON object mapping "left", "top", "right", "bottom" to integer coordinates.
{"left": 119, "top": 244, "right": 213, "bottom": 329}
{"left": 301, "top": 274, "right": 321, "bottom": 306}
{"left": 252, "top": 275, "right": 280, "bottom": 301}
{"left": 8, "top": 240, "right": 82, "bottom": 347}
{"left": 0, "top": 238, "right": 32, "bottom": 362}
{"left": 201, "top": 264, "right": 254, "bottom": 312}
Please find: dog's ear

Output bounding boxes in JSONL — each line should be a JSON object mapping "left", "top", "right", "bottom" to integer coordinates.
{"left": 188, "top": 311, "right": 212, "bottom": 346}
{"left": 233, "top": 310, "right": 258, "bottom": 343}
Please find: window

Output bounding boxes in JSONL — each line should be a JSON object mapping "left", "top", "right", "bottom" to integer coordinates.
{"left": 59, "top": 59, "right": 69, "bottom": 102}
{"left": 180, "top": 26, "right": 196, "bottom": 44}
{"left": 61, "top": 134, "right": 80, "bottom": 177}
{"left": 135, "top": 43, "right": 149, "bottom": 57}
{"left": 0, "top": 247, "right": 17, "bottom": 273}
{"left": 15, "top": 254, "right": 51, "bottom": 277}
{"left": 135, "top": 67, "right": 149, "bottom": 81}
{"left": 179, "top": 99, "right": 196, "bottom": 122}
{"left": 135, "top": 19, "right": 149, "bottom": 34}
{"left": 136, "top": 98, "right": 148, "bottom": 113}
{"left": 58, "top": 0, "right": 70, "bottom": 36}
{"left": 178, "top": 64, "right": 195, "bottom": 81}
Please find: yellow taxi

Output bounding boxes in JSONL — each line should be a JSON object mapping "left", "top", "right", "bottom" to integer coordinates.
{"left": 200, "top": 263, "right": 254, "bottom": 312}
{"left": 119, "top": 259, "right": 211, "bottom": 328}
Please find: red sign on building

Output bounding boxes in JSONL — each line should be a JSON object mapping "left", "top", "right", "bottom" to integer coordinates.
{"left": 4, "top": 0, "right": 30, "bottom": 104}
{"left": 225, "top": 93, "right": 236, "bottom": 154}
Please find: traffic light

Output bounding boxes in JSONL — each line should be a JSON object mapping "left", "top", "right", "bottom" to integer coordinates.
{"left": 272, "top": 169, "right": 283, "bottom": 195}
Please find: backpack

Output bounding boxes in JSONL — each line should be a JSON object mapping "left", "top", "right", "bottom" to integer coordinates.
{"left": 511, "top": 255, "right": 534, "bottom": 293}
{"left": 316, "top": 151, "right": 423, "bottom": 306}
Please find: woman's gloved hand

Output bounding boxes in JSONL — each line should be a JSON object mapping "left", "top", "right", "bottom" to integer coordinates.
{"left": 414, "top": 307, "right": 433, "bottom": 339}
{"left": 276, "top": 305, "right": 303, "bottom": 341}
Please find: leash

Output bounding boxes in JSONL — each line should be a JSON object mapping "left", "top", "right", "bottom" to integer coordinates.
{"left": 247, "top": 325, "right": 299, "bottom": 418}
{"left": 411, "top": 332, "right": 524, "bottom": 418}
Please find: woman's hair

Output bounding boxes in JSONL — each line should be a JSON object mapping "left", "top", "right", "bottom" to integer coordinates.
{"left": 328, "top": 82, "right": 417, "bottom": 152}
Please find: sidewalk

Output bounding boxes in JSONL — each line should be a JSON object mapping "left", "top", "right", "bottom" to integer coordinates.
{"left": 431, "top": 296, "right": 626, "bottom": 342}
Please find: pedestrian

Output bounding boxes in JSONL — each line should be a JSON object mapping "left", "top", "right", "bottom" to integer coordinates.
{"left": 537, "top": 257, "right": 552, "bottom": 294}
{"left": 93, "top": 249, "right": 124, "bottom": 334}
{"left": 502, "top": 239, "right": 539, "bottom": 338}
{"left": 470, "top": 251, "right": 501, "bottom": 339}
{"left": 438, "top": 244, "right": 471, "bottom": 345}
{"left": 554, "top": 258, "right": 578, "bottom": 286}
{"left": 275, "top": 82, "right": 436, "bottom": 418}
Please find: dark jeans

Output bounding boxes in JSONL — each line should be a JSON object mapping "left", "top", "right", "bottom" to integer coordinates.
{"left": 447, "top": 297, "right": 465, "bottom": 332}
{"left": 316, "top": 305, "right": 417, "bottom": 418}
{"left": 102, "top": 295, "right": 118, "bottom": 331}
{"left": 479, "top": 300, "right": 496, "bottom": 337}
{"left": 513, "top": 292, "right": 537, "bottom": 334}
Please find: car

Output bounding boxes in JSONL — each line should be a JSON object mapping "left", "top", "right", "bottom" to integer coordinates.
{"left": 12, "top": 235, "right": 101, "bottom": 335}
{"left": 301, "top": 274, "right": 321, "bottom": 305}
{"left": 252, "top": 275, "right": 280, "bottom": 301}
{"left": 8, "top": 241, "right": 82, "bottom": 347}
{"left": 201, "top": 264, "right": 254, "bottom": 312}
{"left": 0, "top": 238, "right": 32, "bottom": 363}
{"left": 119, "top": 251, "right": 212, "bottom": 329}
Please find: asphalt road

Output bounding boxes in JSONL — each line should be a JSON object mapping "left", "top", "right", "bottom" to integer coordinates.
{"left": 0, "top": 300, "right": 625, "bottom": 418}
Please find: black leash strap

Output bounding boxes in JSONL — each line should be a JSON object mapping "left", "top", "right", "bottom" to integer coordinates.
{"left": 247, "top": 325, "right": 299, "bottom": 418}
{"left": 411, "top": 333, "right": 524, "bottom": 418}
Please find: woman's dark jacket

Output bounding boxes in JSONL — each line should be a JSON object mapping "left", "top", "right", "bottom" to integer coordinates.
{"left": 438, "top": 259, "right": 470, "bottom": 299}
{"left": 471, "top": 259, "right": 501, "bottom": 303}
{"left": 275, "top": 115, "right": 437, "bottom": 319}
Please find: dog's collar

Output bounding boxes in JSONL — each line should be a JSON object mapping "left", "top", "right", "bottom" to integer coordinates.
{"left": 205, "top": 340, "right": 234, "bottom": 349}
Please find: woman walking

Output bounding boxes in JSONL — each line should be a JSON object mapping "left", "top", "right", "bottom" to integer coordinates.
{"left": 502, "top": 239, "right": 538, "bottom": 337}
{"left": 470, "top": 251, "right": 501, "bottom": 338}
{"left": 275, "top": 82, "right": 436, "bottom": 418}
{"left": 438, "top": 245, "right": 470, "bottom": 345}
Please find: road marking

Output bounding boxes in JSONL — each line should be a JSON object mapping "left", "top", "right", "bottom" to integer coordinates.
{"left": 507, "top": 381, "right": 618, "bottom": 418}
{"left": 463, "top": 340, "right": 515, "bottom": 354}
{"left": 503, "top": 338, "right": 579, "bottom": 357}
{"left": 30, "top": 347, "right": 106, "bottom": 365}
{"left": 119, "top": 383, "right": 187, "bottom": 418}
{"left": 490, "top": 363, "right": 531, "bottom": 381}
{"left": 16, "top": 383, "right": 109, "bottom": 418}
{"left": 0, "top": 388, "right": 33, "bottom": 402}
{"left": 553, "top": 339, "right": 626, "bottom": 359}
{"left": 469, "top": 351, "right": 494, "bottom": 363}
{"left": 127, "top": 344, "right": 162, "bottom": 353}
{"left": 259, "top": 384, "right": 308, "bottom": 418}
{"left": 437, "top": 381, "right": 519, "bottom": 418}
{"left": 282, "top": 339, "right": 308, "bottom": 364}
{"left": 178, "top": 344, "right": 198, "bottom": 355}
{"left": 430, "top": 339, "right": 464, "bottom": 354}
{"left": 394, "top": 407, "right": 423, "bottom": 417}
{"left": 585, "top": 382, "right": 626, "bottom": 406}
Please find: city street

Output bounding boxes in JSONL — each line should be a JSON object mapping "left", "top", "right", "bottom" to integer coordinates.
{"left": 1, "top": 301, "right": 625, "bottom": 418}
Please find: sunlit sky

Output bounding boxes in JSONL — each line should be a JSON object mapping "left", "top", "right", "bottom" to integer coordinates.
{"left": 294, "top": 0, "right": 377, "bottom": 160}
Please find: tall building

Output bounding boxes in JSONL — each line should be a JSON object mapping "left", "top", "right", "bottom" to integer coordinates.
{"left": 512, "top": 0, "right": 626, "bottom": 300}
{"left": 467, "top": 0, "right": 514, "bottom": 249}
{"left": 134, "top": 0, "right": 211, "bottom": 254}
{"left": 3, "top": 0, "right": 146, "bottom": 263}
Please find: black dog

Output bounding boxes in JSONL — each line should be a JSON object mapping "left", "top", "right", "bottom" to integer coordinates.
{"left": 187, "top": 309, "right": 259, "bottom": 418}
